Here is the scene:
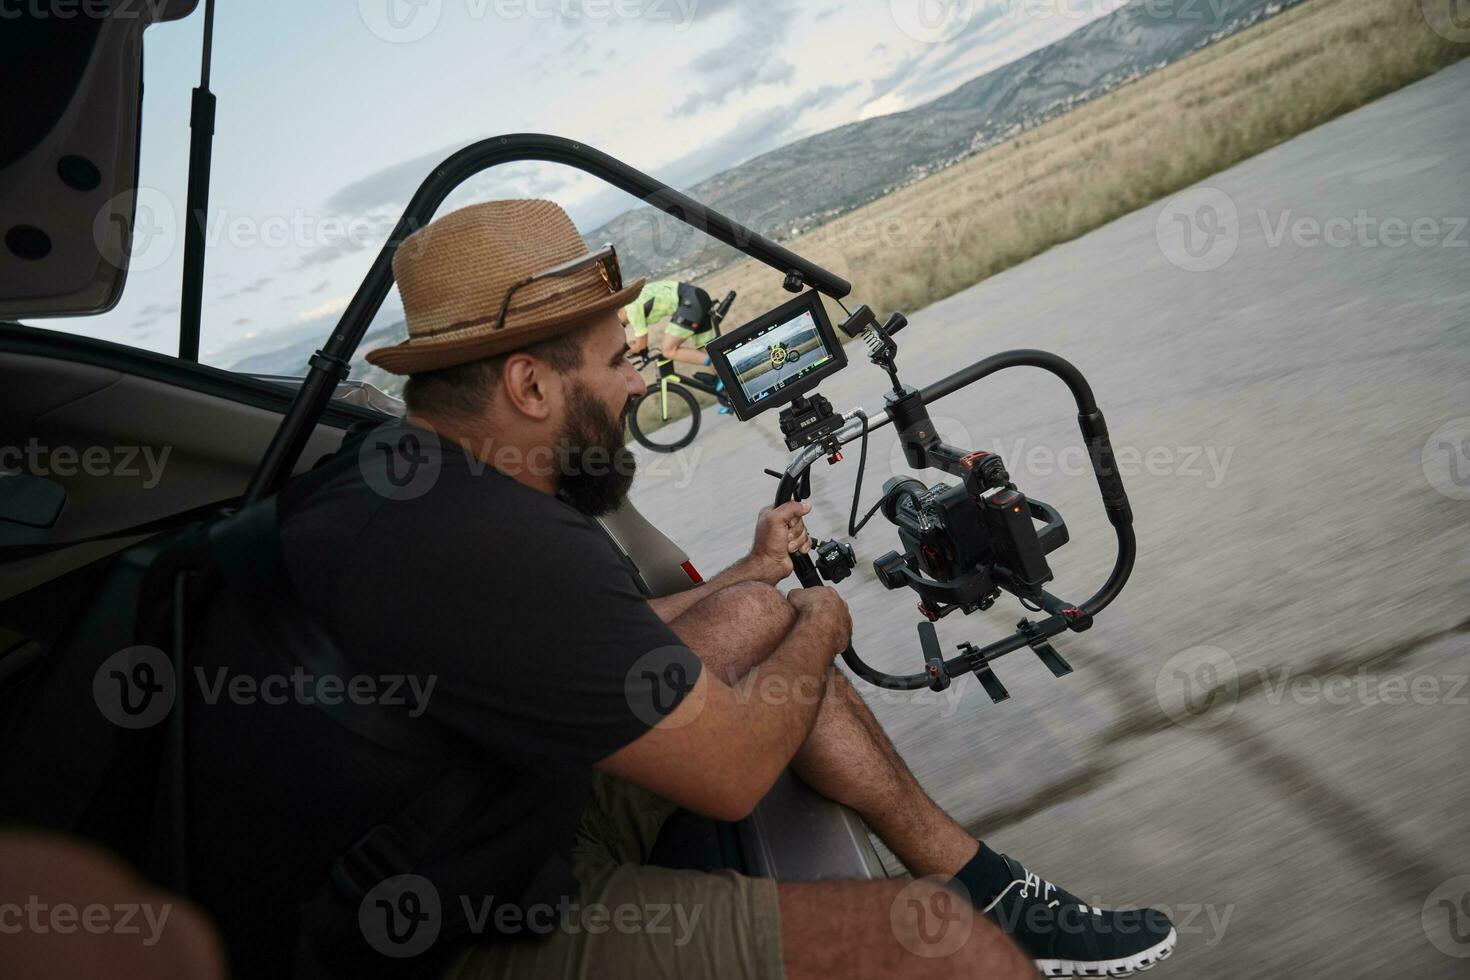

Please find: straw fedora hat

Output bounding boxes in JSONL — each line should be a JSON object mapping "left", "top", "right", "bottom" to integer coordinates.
{"left": 365, "top": 199, "right": 645, "bottom": 375}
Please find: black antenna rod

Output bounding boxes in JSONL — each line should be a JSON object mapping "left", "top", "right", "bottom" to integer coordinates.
{"left": 177, "top": 0, "right": 217, "bottom": 362}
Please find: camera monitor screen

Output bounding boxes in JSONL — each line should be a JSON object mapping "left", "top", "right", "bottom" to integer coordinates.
{"left": 705, "top": 291, "right": 847, "bottom": 421}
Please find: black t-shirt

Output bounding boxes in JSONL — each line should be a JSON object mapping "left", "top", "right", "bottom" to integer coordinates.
{"left": 186, "top": 424, "right": 700, "bottom": 979}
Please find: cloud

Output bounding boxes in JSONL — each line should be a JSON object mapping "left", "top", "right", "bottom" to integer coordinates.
{"left": 859, "top": 91, "right": 907, "bottom": 120}
{"left": 799, "top": 82, "right": 860, "bottom": 111}
{"left": 582, "top": 80, "right": 861, "bottom": 237}
{"left": 219, "top": 276, "right": 274, "bottom": 300}
{"left": 304, "top": 156, "right": 580, "bottom": 268}
{"left": 864, "top": 4, "right": 1019, "bottom": 109}
{"left": 673, "top": 53, "right": 795, "bottom": 117}
{"left": 325, "top": 149, "right": 574, "bottom": 216}
{"left": 559, "top": 31, "right": 593, "bottom": 56}
{"left": 296, "top": 294, "right": 351, "bottom": 323}
{"left": 656, "top": 81, "right": 858, "bottom": 184}
{"left": 324, "top": 144, "right": 466, "bottom": 214}
{"left": 129, "top": 303, "right": 177, "bottom": 332}
{"left": 296, "top": 239, "right": 369, "bottom": 269}
{"left": 670, "top": 0, "right": 798, "bottom": 117}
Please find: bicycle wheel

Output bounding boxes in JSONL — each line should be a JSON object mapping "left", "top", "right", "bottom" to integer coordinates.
{"left": 627, "top": 381, "right": 701, "bottom": 453}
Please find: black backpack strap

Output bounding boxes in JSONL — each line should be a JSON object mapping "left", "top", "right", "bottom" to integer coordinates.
{"left": 207, "top": 498, "right": 478, "bottom": 762}
{"left": 205, "top": 499, "right": 490, "bottom": 977}
{"left": 293, "top": 767, "right": 485, "bottom": 979}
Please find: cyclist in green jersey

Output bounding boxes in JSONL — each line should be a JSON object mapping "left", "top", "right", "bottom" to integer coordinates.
{"left": 620, "top": 279, "right": 717, "bottom": 368}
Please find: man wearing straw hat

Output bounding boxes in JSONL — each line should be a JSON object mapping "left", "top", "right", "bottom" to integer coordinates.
{"left": 189, "top": 199, "right": 1171, "bottom": 980}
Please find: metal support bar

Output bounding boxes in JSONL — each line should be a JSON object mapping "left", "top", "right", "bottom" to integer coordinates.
{"left": 177, "top": 0, "right": 217, "bottom": 362}
{"left": 245, "top": 135, "right": 851, "bottom": 503}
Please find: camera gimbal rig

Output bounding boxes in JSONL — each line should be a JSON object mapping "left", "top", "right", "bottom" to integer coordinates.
{"left": 234, "top": 130, "right": 1130, "bottom": 703}
{"left": 771, "top": 305, "right": 1135, "bottom": 700}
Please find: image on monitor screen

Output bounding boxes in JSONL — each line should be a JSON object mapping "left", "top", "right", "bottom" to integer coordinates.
{"left": 726, "top": 309, "right": 834, "bottom": 408}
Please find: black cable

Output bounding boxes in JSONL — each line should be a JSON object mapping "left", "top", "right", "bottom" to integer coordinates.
{"left": 847, "top": 411, "right": 881, "bottom": 537}
{"left": 852, "top": 497, "right": 887, "bottom": 537}
{"left": 846, "top": 411, "right": 935, "bottom": 538}
{"left": 895, "top": 487, "right": 927, "bottom": 526}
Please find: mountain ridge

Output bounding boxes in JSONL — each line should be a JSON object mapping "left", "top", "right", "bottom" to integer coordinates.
{"left": 584, "top": 0, "right": 1303, "bottom": 280}
{"left": 234, "top": 0, "right": 1303, "bottom": 380}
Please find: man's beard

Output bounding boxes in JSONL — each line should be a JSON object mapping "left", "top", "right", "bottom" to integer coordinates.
{"left": 554, "top": 380, "right": 636, "bottom": 516}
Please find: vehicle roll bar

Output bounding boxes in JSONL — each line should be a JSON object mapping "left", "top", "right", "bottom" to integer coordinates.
{"left": 245, "top": 134, "right": 852, "bottom": 503}
{"left": 775, "top": 350, "right": 1136, "bottom": 691}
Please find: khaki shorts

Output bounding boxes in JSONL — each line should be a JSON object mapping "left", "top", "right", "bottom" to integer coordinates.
{"left": 441, "top": 774, "right": 785, "bottom": 980}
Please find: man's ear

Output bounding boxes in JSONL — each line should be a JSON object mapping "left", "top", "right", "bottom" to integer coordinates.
{"left": 499, "top": 353, "right": 560, "bottom": 422}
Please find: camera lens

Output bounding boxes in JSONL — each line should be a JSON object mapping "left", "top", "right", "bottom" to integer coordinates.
{"left": 880, "top": 477, "right": 926, "bottom": 524}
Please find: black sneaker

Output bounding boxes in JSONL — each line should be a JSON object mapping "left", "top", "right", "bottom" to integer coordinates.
{"left": 980, "top": 854, "right": 1176, "bottom": 977}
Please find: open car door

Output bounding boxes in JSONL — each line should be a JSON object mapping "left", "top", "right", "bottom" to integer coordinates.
{"left": 0, "top": 0, "right": 199, "bottom": 318}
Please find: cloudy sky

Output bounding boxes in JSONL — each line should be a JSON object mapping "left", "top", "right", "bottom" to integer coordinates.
{"left": 38, "top": 0, "right": 1117, "bottom": 368}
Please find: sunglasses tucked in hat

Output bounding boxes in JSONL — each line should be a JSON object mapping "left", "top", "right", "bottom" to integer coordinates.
{"left": 366, "top": 199, "right": 645, "bottom": 375}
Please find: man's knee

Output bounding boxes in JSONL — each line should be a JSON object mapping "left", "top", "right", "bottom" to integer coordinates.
{"left": 660, "top": 334, "right": 683, "bottom": 356}
{"left": 710, "top": 581, "right": 796, "bottom": 671}
{"left": 719, "top": 580, "right": 794, "bottom": 627}
{"left": 672, "top": 581, "right": 795, "bottom": 680}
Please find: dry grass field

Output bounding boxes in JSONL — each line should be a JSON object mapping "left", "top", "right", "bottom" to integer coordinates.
{"left": 672, "top": 0, "right": 1469, "bottom": 335}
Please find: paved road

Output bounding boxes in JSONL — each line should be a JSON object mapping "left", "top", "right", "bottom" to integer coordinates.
{"left": 630, "top": 60, "right": 1470, "bottom": 977}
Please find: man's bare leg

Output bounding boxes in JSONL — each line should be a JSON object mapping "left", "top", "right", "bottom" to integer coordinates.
{"left": 779, "top": 879, "right": 1035, "bottom": 980}
{"left": 790, "top": 670, "right": 979, "bottom": 876}
{"left": 667, "top": 583, "right": 979, "bottom": 878}
{"left": 668, "top": 583, "right": 1178, "bottom": 978}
